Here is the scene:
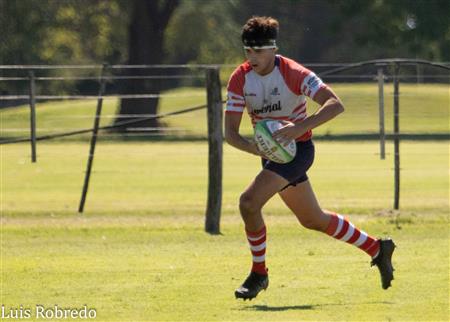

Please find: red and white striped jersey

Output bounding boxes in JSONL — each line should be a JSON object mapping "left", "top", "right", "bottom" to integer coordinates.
{"left": 226, "top": 55, "right": 327, "bottom": 141}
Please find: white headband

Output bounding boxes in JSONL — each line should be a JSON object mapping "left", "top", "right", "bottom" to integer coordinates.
{"left": 243, "top": 45, "right": 277, "bottom": 50}
{"left": 242, "top": 39, "right": 277, "bottom": 50}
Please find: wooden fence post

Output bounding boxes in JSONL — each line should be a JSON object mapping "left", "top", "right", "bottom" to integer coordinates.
{"left": 78, "top": 64, "right": 108, "bottom": 213}
{"left": 377, "top": 68, "right": 386, "bottom": 160}
{"left": 393, "top": 63, "right": 400, "bottom": 210}
{"left": 204, "top": 67, "right": 223, "bottom": 234}
{"left": 28, "top": 71, "right": 37, "bottom": 162}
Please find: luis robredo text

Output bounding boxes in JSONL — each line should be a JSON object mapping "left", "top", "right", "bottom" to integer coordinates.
{"left": 1, "top": 305, "right": 96, "bottom": 319}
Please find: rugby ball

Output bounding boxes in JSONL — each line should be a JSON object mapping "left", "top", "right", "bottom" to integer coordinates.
{"left": 254, "top": 119, "right": 297, "bottom": 164}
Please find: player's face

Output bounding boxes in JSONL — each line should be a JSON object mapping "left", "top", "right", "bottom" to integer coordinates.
{"left": 245, "top": 48, "right": 277, "bottom": 76}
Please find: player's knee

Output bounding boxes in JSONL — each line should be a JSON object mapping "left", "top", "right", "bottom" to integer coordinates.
{"left": 298, "top": 216, "right": 324, "bottom": 231}
{"left": 239, "top": 192, "right": 260, "bottom": 216}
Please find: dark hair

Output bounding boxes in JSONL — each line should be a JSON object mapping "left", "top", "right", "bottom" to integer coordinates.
{"left": 241, "top": 16, "right": 279, "bottom": 47}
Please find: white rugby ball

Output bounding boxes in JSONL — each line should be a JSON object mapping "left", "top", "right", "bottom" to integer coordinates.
{"left": 254, "top": 119, "right": 297, "bottom": 164}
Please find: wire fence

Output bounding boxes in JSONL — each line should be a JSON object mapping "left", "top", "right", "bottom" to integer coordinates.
{"left": 1, "top": 103, "right": 212, "bottom": 144}
{"left": 1, "top": 59, "right": 449, "bottom": 148}
{"left": 1, "top": 59, "right": 449, "bottom": 224}
{"left": 1, "top": 59, "right": 448, "bottom": 144}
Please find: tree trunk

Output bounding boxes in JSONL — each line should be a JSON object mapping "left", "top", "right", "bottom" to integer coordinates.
{"left": 115, "top": 0, "right": 179, "bottom": 132}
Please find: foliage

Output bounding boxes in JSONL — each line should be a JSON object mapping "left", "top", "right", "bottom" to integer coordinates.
{"left": 329, "top": 0, "right": 450, "bottom": 61}
{"left": 0, "top": 0, "right": 128, "bottom": 65}
{"left": 164, "top": 0, "right": 242, "bottom": 64}
{"left": 2, "top": 0, "right": 448, "bottom": 66}
{"left": 1, "top": 0, "right": 448, "bottom": 113}
{"left": 0, "top": 0, "right": 128, "bottom": 99}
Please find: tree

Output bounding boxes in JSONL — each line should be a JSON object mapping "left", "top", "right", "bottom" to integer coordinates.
{"left": 0, "top": 0, "right": 127, "bottom": 106}
{"left": 114, "top": 0, "right": 179, "bottom": 132}
{"left": 164, "top": 0, "right": 241, "bottom": 65}
{"left": 329, "top": 0, "right": 450, "bottom": 61}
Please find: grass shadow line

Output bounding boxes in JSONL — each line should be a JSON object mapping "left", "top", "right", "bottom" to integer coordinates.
{"left": 239, "top": 301, "right": 395, "bottom": 312}
{"left": 241, "top": 304, "right": 314, "bottom": 311}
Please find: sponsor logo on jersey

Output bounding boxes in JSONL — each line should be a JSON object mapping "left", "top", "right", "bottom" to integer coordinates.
{"left": 307, "top": 75, "right": 320, "bottom": 89}
{"left": 244, "top": 92, "right": 257, "bottom": 97}
{"left": 270, "top": 87, "right": 280, "bottom": 96}
{"left": 253, "top": 100, "right": 282, "bottom": 114}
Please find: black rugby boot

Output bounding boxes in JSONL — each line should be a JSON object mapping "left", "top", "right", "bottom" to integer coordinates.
{"left": 235, "top": 271, "right": 269, "bottom": 300}
{"left": 371, "top": 238, "right": 396, "bottom": 289}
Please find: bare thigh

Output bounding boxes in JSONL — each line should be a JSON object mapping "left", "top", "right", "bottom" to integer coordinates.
{"left": 278, "top": 180, "right": 331, "bottom": 231}
{"left": 239, "top": 169, "right": 288, "bottom": 231}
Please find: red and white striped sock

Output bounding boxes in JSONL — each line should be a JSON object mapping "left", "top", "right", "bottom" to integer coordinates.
{"left": 325, "top": 213, "right": 380, "bottom": 258}
{"left": 246, "top": 225, "right": 268, "bottom": 275}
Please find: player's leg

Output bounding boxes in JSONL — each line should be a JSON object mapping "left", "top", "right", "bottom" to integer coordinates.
{"left": 239, "top": 169, "right": 288, "bottom": 231}
{"left": 239, "top": 168, "right": 287, "bottom": 277}
{"left": 278, "top": 179, "right": 330, "bottom": 231}
{"left": 235, "top": 169, "right": 288, "bottom": 300}
{"left": 279, "top": 180, "right": 380, "bottom": 256}
{"left": 278, "top": 180, "right": 395, "bottom": 289}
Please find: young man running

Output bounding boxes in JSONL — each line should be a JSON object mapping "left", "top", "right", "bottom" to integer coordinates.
{"left": 225, "top": 16, "right": 396, "bottom": 300}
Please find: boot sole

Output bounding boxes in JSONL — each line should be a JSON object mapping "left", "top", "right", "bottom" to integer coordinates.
{"left": 380, "top": 240, "right": 396, "bottom": 289}
{"left": 235, "top": 283, "right": 268, "bottom": 300}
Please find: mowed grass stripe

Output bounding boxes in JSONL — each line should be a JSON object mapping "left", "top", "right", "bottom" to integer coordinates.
{"left": 2, "top": 141, "right": 448, "bottom": 216}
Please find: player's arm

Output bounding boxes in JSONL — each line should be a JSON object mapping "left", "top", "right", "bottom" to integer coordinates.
{"left": 225, "top": 67, "right": 261, "bottom": 156}
{"left": 273, "top": 86, "right": 344, "bottom": 143}
{"left": 299, "top": 86, "right": 344, "bottom": 132}
{"left": 224, "top": 112, "right": 260, "bottom": 156}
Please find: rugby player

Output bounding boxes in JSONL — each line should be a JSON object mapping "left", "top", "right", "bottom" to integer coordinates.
{"left": 224, "top": 16, "right": 396, "bottom": 300}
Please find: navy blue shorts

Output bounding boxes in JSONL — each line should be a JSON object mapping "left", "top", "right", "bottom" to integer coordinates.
{"left": 261, "top": 140, "right": 315, "bottom": 190}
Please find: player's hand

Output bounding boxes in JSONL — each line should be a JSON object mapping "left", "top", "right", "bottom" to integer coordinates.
{"left": 249, "top": 139, "right": 265, "bottom": 157}
{"left": 272, "top": 121, "right": 306, "bottom": 145}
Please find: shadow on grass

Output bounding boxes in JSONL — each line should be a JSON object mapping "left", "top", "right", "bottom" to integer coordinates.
{"left": 242, "top": 304, "right": 314, "bottom": 311}
{"left": 240, "top": 301, "right": 394, "bottom": 312}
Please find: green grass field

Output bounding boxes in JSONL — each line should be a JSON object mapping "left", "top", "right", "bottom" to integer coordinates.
{"left": 1, "top": 140, "right": 448, "bottom": 321}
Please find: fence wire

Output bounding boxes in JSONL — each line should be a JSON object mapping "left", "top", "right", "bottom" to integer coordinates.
{"left": 0, "top": 102, "right": 215, "bottom": 144}
{"left": 1, "top": 59, "right": 448, "bottom": 144}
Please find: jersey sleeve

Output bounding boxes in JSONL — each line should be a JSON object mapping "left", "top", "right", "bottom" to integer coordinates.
{"left": 278, "top": 56, "right": 326, "bottom": 100}
{"left": 225, "top": 67, "right": 246, "bottom": 113}
{"left": 299, "top": 69, "right": 327, "bottom": 99}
